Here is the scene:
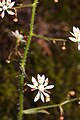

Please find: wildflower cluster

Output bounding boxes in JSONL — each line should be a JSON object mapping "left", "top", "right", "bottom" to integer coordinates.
{"left": 0, "top": 0, "right": 80, "bottom": 120}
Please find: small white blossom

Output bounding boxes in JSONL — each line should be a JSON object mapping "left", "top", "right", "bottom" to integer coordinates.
{"left": 27, "top": 74, "right": 54, "bottom": 102}
{"left": 0, "top": 0, "right": 15, "bottom": 18}
{"left": 12, "top": 30, "right": 26, "bottom": 43}
{"left": 69, "top": 26, "right": 80, "bottom": 50}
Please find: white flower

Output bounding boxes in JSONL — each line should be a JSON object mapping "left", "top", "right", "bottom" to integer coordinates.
{"left": 27, "top": 74, "right": 54, "bottom": 102}
{"left": 69, "top": 26, "right": 80, "bottom": 50}
{"left": 0, "top": 0, "right": 15, "bottom": 18}
{"left": 12, "top": 30, "right": 26, "bottom": 43}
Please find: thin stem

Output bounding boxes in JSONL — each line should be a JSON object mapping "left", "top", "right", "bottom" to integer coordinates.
{"left": 23, "top": 97, "right": 80, "bottom": 114}
{"left": 18, "top": 0, "right": 38, "bottom": 120}
{"left": 32, "top": 33, "right": 66, "bottom": 41}
{"left": 32, "top": 97, "right": 79, "bottom": 110}
{"left": 15, "top": 4, "right": 33, "bottom": 9}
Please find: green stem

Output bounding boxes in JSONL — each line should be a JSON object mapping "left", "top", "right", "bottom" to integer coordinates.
{"left": 18, "top": 75, "right": 24, "bottom": 120}
{"left": 21, "top": 1, "right": 38, "bottom": 70}
{"left": 23, "top": 97, "right": 80, "bottom": 114}
{"left": 32, "top": 33, "right": 66, "bottom": 41}
{"left": 18, "top": 0, "right": 38, "bottom": 120}
{"left": 15, "top": 4, "right": 33, "bottom": 9}
{"left": 32, "top": 97, "right": 79, "bottom": 110}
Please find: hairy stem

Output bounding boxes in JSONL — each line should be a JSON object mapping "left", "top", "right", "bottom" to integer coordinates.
{"left": 32, "top": 33, "right": 66, "bottom": 41}
{"left": 15, "top": 4, "right": 33, "bottom": 9}
{"left": 18, "top": 0, "right": 38, "bottom": 120}
{"left": 21, "top": 1, "right": 38, "bottom": 69}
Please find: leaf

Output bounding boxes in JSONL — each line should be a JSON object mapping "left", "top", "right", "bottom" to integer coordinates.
{"left": 23, "top": 108, "right": 49, "bottom": 114}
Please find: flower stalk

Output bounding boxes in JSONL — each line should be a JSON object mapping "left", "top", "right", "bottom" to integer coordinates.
{"left": 15, "top": 4, "right": 34, "bottom": 9}
{"left": 32, "top": 33, "right": 66, "bottom": 41}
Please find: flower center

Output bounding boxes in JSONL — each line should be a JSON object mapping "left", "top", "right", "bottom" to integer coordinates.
{"left": 3, "top": 5, "right": 7, "bottom": 10}
{"left": 38, "top": 85, "right": 44, "bottom": 92}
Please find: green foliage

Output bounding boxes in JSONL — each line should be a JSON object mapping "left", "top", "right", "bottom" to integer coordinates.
{"left": 0, "top": 64, "right": 18, "bottom": 120}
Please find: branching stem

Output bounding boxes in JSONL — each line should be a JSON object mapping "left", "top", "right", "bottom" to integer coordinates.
{"left": 23, "top": 97, "right": 80, "bottom": 114}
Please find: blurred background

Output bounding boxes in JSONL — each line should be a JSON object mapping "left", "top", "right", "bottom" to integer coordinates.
{"left": 0, "top": 0, "right": 80, "bottom": 120}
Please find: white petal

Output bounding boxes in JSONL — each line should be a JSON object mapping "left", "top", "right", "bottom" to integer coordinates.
{"left": 15, "top": 30, "right": 19, "bottom": 37}
{"left": 38, "top": 74, "right": 45, "bottom": 84}
{"left": 7, "top": 10, "right": 15, "bottom": 15}
{"left": 69, "top": 37, "right": 77, "bottom": 42}
{"left": 41, "top": 93, "right": 44, "bottom": 102}
{"left": 45, "top": 85, "right": 54, "bottom": 90}
{"left": 43, "top": 92, "right": 50, "bottom": 97}
{"left": 21, "top": 39, "right": 26, "bottom": 42}
{"left": 7, "top": 0, "right": 11, "bottom": 4}
{"left": 34, "top": 91, "right": 40, "bottom": 102}
{"left": 73, "top": 26, "right": 77, "bottom": 34}
{"left": 27, "top": 84, "right": 36, "bottom": 89}
{"left": 1, "top": 10, "right": 5, "bottom": 18}
{"left": 41, "top": 75, "right": 45, "bottom": 83}
{"left": 73, "top": 27, "right": 80, "bottom": 37}
{"left": 32, "top": 77, "right": 38, "bottom": 86}
{"left": 0, "top": 8, "right": 2, "bottom": 11}
{"left": 70, "top": 32, "right": 75, "bottom": 37}
{"left": 2, "top": 0, "right": 5, "bottom": 5}
{"left": 37, "top": 74, "right": 42, "bottom": 83}
{"left": 76, "top": 27, "right": 80, "bottom": 33}
{"left": 44, "top": 78, "right": 49, "bottom": 86}
{"left": 12, "top": 31, "right": 16, "bottom": 37}
{"left": 37, "top": 74, "right": 41, "bottom": 80}
{"left": 19, "top": 34, "right": 24, "bottom": 39}
{"left": 43, "top": 92, "right": 50, "bottom": 102}
{"left": 8, "top": 2, "right": 15, "bottom": 8}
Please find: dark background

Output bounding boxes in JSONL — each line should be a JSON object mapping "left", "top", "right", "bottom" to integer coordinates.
{"left": 0, "top": 0, "right": 80, "bottom": 120}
